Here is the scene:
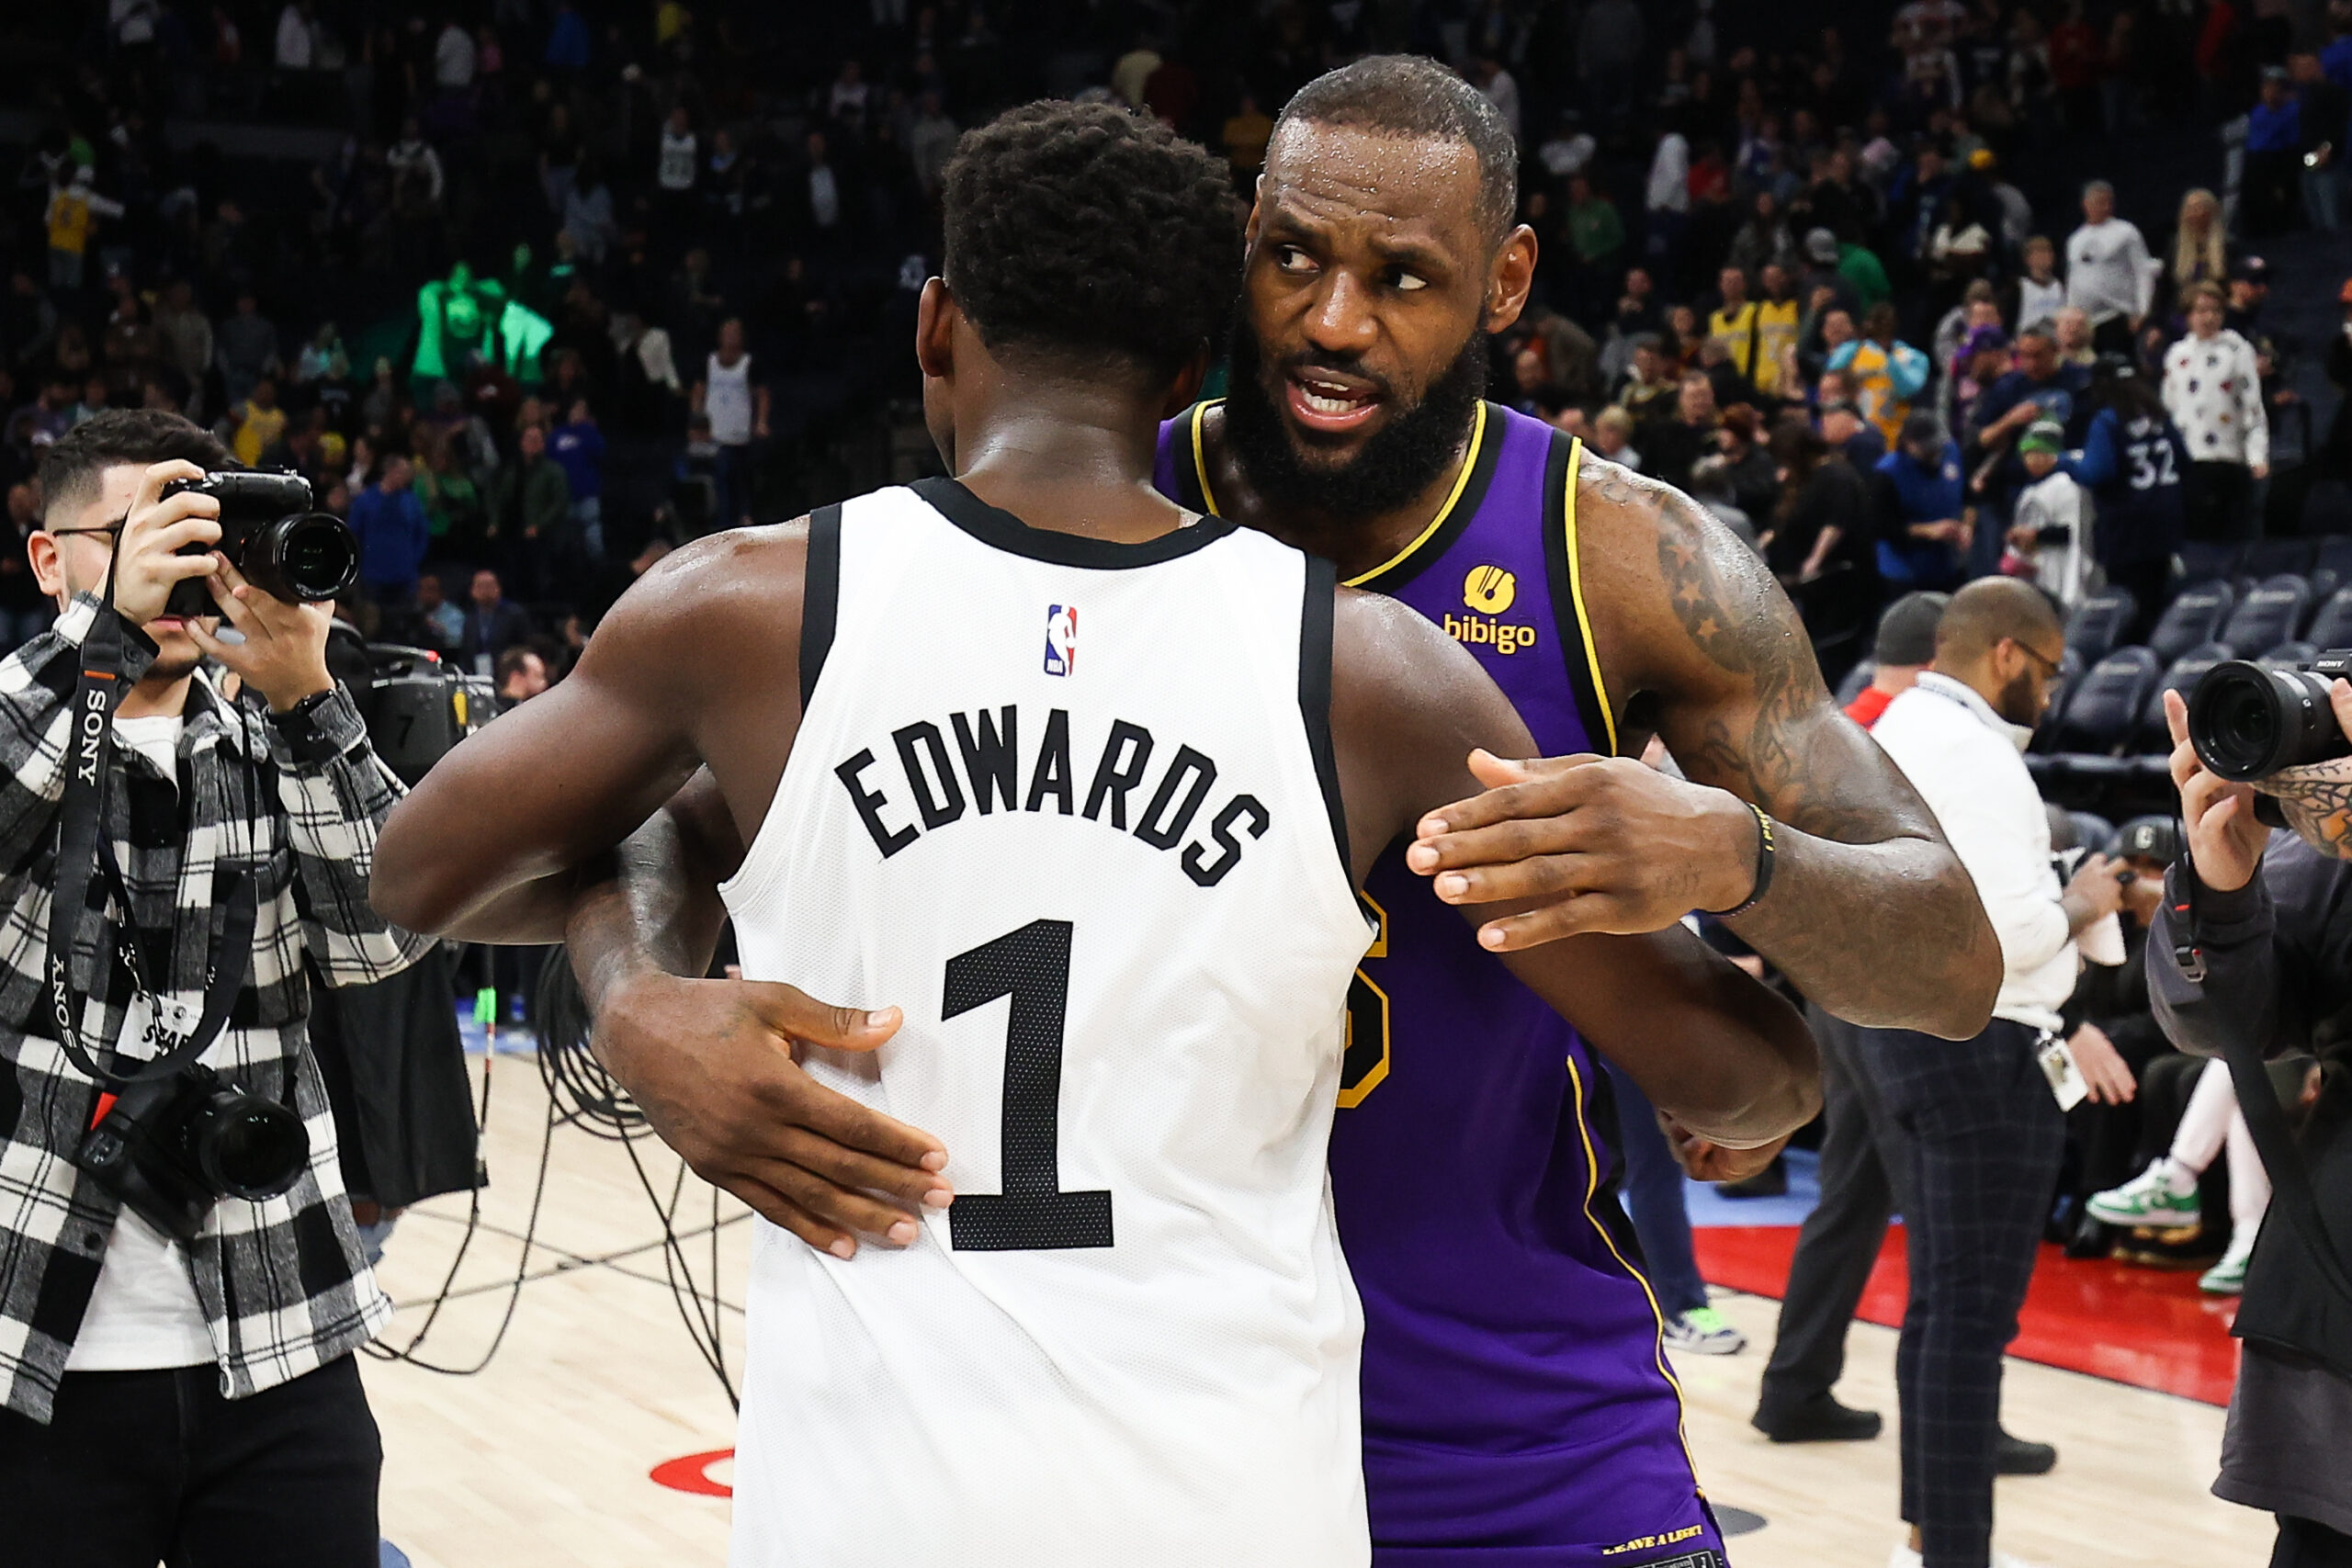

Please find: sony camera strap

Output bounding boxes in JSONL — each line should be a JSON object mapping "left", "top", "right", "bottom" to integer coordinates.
{"left": 45, "top": 553, "right": 255, "bottom": 1089}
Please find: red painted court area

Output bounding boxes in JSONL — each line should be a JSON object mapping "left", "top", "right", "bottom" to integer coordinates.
{"left": 1694, "top": 1225, "right": 2244, "bottom": 1406}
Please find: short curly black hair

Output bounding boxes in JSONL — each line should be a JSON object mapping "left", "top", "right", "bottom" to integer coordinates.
{"left": 940, "top": 100, "right": 1242, "bottom": 380}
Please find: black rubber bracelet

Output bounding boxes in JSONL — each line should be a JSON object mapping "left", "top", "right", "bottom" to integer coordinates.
{"left": 1703, "top": 802, "right": 1777, "bottom": 919}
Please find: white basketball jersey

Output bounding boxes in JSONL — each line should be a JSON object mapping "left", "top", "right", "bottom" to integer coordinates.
{"left": 721, "top": 478, "right": 1375, "bottom": 1568}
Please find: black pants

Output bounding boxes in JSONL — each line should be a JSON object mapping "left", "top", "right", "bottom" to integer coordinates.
{"left": 2275, "top": 1515, "right": 2352, "bottom": 1567}
{"left": 1758, "top": 1003, "right": 1915, "bottom": 1416}
{"left": 1857, "top": 1020, "right": 2066, "bottom": 1568}
{"left": 0, "top": 1354, "right": 379, "bottom": 1568}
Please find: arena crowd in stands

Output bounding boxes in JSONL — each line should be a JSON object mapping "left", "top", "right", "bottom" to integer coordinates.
{"left": 0, "top": 0, "right": 2348, "bottom": 686}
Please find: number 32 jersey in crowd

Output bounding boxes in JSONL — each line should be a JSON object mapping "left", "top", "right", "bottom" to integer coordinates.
{"left": 1161, "top": 401, "right": 1723, "bottom": 1568}
{"left": 721, "top": 477, "right": 1377, "bottom": 1568}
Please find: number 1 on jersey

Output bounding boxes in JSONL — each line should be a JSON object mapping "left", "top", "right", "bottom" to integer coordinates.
{"left": 944, "top": 919, "right": 1115, "bottom": 1251}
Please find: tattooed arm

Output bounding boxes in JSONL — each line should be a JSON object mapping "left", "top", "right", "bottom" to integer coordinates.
{"left": 1408, "top": 457, "right": 2000, "bottom": 1039}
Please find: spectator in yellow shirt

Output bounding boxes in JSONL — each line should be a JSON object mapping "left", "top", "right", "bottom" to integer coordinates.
{"left": 1707, "top": 265, "right": 1760, "bottom": 381}
{"left": 45, "top": 169, "right": 123, "bottom": 292}
{"left": 1752, "top": 263, "right": 1804, "bottom": 400}
{"left": 232, "top": 378, "right": 288, "bottom": 467}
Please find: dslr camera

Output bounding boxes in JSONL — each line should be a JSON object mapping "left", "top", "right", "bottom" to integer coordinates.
{"left": 158, "top": 471, "right": 359, "bottom": 620}
{"left": 78, "top": 1063, "right": 311, "bottom": 1242}
{"left": 2187, "top": 651, "right": 2352, "bottom": 812}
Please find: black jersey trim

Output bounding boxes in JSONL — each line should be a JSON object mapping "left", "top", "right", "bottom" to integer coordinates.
{"left": 1298, "top": 555, "right": 1351, "bottom": 883}
{"left": 799, "top": 502, "right": 842, "bottom": 714}
{"left": 912, "top": 476, "right": 1236, "bottom": 569}
{"left": 1344, "top": 401, "right": 1508, "bottom": 595}
{"left": 1538, "top": 433, "right": 1622, "bottom": 754}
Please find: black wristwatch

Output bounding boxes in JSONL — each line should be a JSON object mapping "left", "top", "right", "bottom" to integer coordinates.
{"left": 269, "top": 686, "right": 344, "bottom": 763}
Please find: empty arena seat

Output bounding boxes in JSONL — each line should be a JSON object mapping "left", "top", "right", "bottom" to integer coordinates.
{"left": 2137, "top": 641, "right": 2234, "bottom": 752}
{"left": 2220, "top": 581, "right": 2312, "bottom": 655}
{"left": 2068, "top": 810, "right": 2118, "bottom": 853}
{"left": 2177, "top": 541, "right": 2245, "bottom": 585}
{"left": 2245, "top": 539, "right": 2314, "bottom": 580}
{"left": 2064, "top": 588, "right": 2137, "bottom": 664}
{"left": 2145, "top": 581, "right": 2234, "bottom": 665}
{"left": 2310, "top": 569, "right": 2340, "bottom": 608}
{"left": 2046, "top": 647, "right": 2160, "bottom": 757}
{"left": 2309, "top": 587, "right": 2352, "bottom": 649}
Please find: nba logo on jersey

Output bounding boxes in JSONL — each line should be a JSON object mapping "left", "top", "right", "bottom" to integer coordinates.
{"left": 1043, "top": 604, "right": 1078, "bottom": 676}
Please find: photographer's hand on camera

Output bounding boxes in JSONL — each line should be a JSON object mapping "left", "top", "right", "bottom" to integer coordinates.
{"left": 186, "top": 555, "right": 334, "bottom": 713}
{"left": 111, "top": 460, "right": 224, "bottom": 629}
{"left": 2164, "top": 686, "right": 2275, "bottom": 892}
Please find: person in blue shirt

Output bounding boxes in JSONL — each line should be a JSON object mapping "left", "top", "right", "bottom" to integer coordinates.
{"left": 2058, "top": 358, "right": 2188, "bottom": 641}
{"left": 2245, "top": 66, "right": 2305, "bottom": 237}
{"left": 1871, "top": 412, "right": 1970, "bottom": 592}
{"left": 346, "top": 454, "right": 431, "bottom": 607}
{"left": 547, "top": 400, "right": 606, "bottom": 562}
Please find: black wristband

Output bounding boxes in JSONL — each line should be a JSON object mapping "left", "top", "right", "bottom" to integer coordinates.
{"left": 1702, "top": 802, "right": 1777, "bottom": 919}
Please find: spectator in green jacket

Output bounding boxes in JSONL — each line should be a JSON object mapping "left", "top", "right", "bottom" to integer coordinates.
{"left": 491, "top": 423, "right": 573, "bottom": 596}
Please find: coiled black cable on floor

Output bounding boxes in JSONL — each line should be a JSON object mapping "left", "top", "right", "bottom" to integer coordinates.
{"left": 364, "top": 947, "right": 742, "bottom": 1409}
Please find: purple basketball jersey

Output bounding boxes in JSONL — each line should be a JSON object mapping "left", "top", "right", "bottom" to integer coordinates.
{"left": 1159, "top": 401, "right": 1724, "bottom": 1567}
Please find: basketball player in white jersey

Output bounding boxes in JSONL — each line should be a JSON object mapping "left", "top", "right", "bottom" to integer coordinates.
{"left": 371, "top": 104, "right": 1815, "bottom": 1568}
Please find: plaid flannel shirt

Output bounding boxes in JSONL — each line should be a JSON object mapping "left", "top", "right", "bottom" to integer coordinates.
{"left": 0, "top": 595, "right": 431, "bottom": 1424}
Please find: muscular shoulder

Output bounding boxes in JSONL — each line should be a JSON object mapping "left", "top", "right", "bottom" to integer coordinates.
{"left": 1571, "top": 453, "right": 1815, "bottom": 707}
{"left": 580, "top": 517, "right": 810, "bottom": 698}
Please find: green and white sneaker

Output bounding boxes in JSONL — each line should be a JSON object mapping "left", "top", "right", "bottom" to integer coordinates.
{"left": 2086, "top": 1161, "right": 2202, "bottom": 1229}
{"left": 2200, "top": 1232, "right": 2256, "bottom": 1294}
{"left": 1664, "top": 1306, "right": 1747, "bottom": 1356}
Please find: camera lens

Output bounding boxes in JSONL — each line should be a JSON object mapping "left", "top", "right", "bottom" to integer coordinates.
{"left": 190, "top": 1090, "right": 310, "bottom": 1201}
{"left": 245, "top": 512, "right": 359, "bottom": 604}
{"left": 2188, "top": 660, "right": 2349, "bottom": 780}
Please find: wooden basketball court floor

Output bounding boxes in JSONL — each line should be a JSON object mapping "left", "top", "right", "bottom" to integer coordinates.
{"left": 365, "top": 1055, "right": 2275, "bottom": 1568}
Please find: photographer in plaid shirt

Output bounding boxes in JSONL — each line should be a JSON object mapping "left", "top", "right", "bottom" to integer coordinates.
{"left": 0, "top": 412, "right": 427, "bottom": 1567}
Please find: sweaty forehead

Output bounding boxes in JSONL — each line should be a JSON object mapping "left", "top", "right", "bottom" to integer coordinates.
{"left": 1261, "top": 120, "right": 1487, "bottom": 255}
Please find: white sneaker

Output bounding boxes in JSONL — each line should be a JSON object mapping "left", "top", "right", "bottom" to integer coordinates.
{"left": 1661, "top": 1305, "right": 1747, "bottom": 1354}
{"left": 2200, "top": 1230, "right": 2256, "bottom": 1294}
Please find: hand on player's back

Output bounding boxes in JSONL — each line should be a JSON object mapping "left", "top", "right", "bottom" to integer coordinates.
{"left": 594, "top": 972, "right": 954, "bottom": 1257}
{"left": 1403, "top": 750, "right": 1762, "bottom": 949}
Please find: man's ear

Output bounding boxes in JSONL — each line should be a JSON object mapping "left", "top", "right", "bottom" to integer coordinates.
{"left": 27, "top": 532, "right": 67, "bottom": 607}
{"left": 1159, "top": 343, "right": 1212, "bottom": 421}
{"left": 915, "top": 276, "right": 956, "bottom": 382}
{"left": 1486, "top": 222, "right": 1539, "bottom": 334}
{"left": 1244, "top": 175, "right": 1266, "bottom": 247}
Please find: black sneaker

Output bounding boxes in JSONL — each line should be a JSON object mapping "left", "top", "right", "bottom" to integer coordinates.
{"left": 1996, "top": 1429, "right": 2057, "bottom": 1475}
{"left": 1751, "top": 1394, "right": 1883, "bottom": 1443}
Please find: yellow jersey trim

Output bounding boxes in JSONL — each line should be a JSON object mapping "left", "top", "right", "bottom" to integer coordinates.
{"left": 1563, "top": 1051, "right": 1703, "bottom": 1492}
{"left": 1343, "top": 400, "right": 1488, "bottom": 589}
{"left": 1185, "top": 399, "right": 1494, "bottom": 592}
{"left": 1560, "top": 438, "right": 1620, "bottom": 755}
{"left": 1190, "top": 399, "right": 1222, "bottom": 516}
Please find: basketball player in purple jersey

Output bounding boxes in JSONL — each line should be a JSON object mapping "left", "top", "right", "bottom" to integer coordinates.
{"left": 1135, "top": 60, "right": 1998, "bottom": 1566}
{"left": 535, "top": 60, "right": 1999, "bottom": 1568}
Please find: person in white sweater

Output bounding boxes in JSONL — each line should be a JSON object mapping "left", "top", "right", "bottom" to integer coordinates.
{"left": 2064, "top": 181, "right": 2153, "bottom": 355}
{"left": 2162, "top": 282, "right": 2269, "bottom": 543}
